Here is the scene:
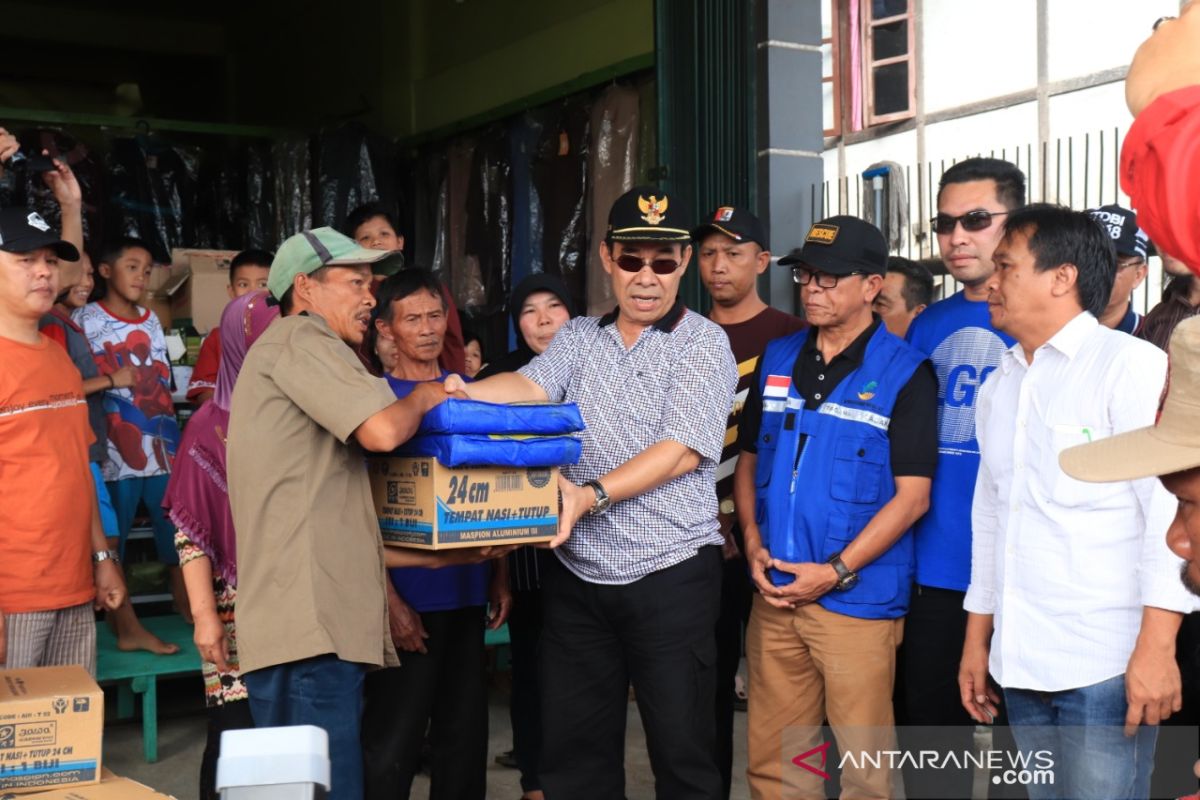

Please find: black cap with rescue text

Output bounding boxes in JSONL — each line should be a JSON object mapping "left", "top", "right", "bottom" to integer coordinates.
{"left": 778, "top": 215, "right": 887, "bottom": 277}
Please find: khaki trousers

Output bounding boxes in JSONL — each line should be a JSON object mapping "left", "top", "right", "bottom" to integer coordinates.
{"left": 746, "top": 594, "right": 903, "bottom": 800}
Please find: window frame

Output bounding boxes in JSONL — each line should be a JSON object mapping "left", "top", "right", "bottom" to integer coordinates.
{"left": 822, "top": 0, "right": 842, "bottom": 137}
{"left": 863, "top": 0, "right": 916, "bottom": 125}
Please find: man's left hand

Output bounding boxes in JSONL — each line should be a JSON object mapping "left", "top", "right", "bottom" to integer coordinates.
{"left": 769, "top": 560, "right": 839, "bottom": 606}
{"left": 546, "top": 474, "right": 592, "bottom": 549}
{"left": 1124, "top": 636, "right": 1182, "bottom": 735}
{"left": 487, "top": 571, "right": 512, "bottom": 630}
{"left": 93, "top": 560, "right": 126, "bottom": 611}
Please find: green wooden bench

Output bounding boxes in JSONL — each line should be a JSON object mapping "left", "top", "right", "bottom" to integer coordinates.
{"left": 95, "top": 614, "right": 201, "bottom": 763}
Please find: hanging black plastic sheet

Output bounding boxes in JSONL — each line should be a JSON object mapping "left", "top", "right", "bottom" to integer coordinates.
{"left": 464, "top": 125, "right": 512, "bottom": 315}
{"left": 314, "top": 122, "right": 398, "bottom": 231}
{"left": 104, "top": 134, "right": 200, "bottom": 263}
{"left": 510, "top": 111, "right": 543, "bottom": 288}
{"left": 446, "top": 137, "right": 475, "bottom": 309}
{"left": 272, "top": 135, "right": 312, "bottom": 244}
{"left": 193, "top": 148, "right": 243, "bottom": 250}
{"left": 411, "top": 147, "right": 449, "bottom": 281}
{"left": 243, "top": 141, "right": 275, "bottom": 250}
{"left": 586, "top": 84, "right": 640, "bottom": 315}
{"left": 533, "top": 97, "right": 590, "bottom": 312}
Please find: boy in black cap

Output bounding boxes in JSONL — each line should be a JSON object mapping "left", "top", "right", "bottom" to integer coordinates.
{"left": 445, "top": 186, "right": 737, "bottom": 799}
{"left": 1088, "top": 203, "right": 1150, "bottom": 333}
{"left": 693, "top": 204, "right": 804, "bottom": 798}
{"left": 0, "top": 206, "right": 125, "bottom": 673}
{"left": 735, "top": 215, "right": 937, "bottom": 798}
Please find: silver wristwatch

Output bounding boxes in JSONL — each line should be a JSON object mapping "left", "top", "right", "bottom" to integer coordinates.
{"left": 92, "top": 549, "right": 120, "bottom": 565}
{"left": 584, "top": 479, "right": 612, "bottom": 515}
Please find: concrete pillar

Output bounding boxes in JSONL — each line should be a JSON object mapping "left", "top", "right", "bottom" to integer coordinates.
{"left": 755, "top": 0, "right": 825, "bottom": 313}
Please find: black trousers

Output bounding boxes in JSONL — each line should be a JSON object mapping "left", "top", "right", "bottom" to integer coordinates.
{"left": 361, "top": 606, "right": 488, "bottom": 800}
{"left": 199, "top": 699, "right": 256, "bottom": 800}
{"left": 540, "top": 547, "right": 723, "bottom": 800}
{"left": 508, "top": 586, "right": 545, "bottom": 793}
{"left": 899, "top": 585, "right": 1021, "bottom": 799}
{"left": 899, "top": 585, "right": 977, "bottom": 800}
{"left": 713, "top": 554, "right": 751, "bottom": 800}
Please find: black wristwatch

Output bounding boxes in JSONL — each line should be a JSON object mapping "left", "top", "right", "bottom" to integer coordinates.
{"left": 584, "top": 479, "right": 612, "bottom": 515}
{"left": 827, "top": 553, "right": 859, "bottom": 591}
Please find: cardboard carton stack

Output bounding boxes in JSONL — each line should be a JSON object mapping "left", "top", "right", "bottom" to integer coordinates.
{"left": 370, "top": 399, "right": 586, "bottom": 550}
{"left": 0, "top": 666, "right": 176, "bottom": 798}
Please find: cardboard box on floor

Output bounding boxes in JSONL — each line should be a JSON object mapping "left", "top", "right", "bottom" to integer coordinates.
{"left": 15, "top": 768, "right": 177, "bottom": 798}
{"left": 369, "top": 456, "right": 558, "bottom": 549}
{"left": 0, "top": 666, "right": 103, "bottom": 794}
{"left": 169, "top": 248, "right": 240, "bottom": 334}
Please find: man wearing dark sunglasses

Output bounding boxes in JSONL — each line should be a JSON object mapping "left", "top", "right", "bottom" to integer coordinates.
{"left": 733, "top": 215, "right": 937, "bottom": 799}
{"left": 900, "top": 156, "right": 1024, "bottom": 797}
{"left": 443, "top": 186, "right": 737, "bottom": 799}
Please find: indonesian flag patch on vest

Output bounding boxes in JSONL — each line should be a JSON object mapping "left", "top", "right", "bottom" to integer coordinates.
{"left": 764, "top": 375, "right": 790, "bottom": 398}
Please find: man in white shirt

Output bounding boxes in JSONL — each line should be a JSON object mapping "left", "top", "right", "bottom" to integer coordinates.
{"left": 959, "top": 204, "right": 1196, "bottom": 799}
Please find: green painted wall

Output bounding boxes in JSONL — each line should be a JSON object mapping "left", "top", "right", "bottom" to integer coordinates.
{"left": 394, "top": 0, "right": 654, "bottom": 138}
{"left": 0, "top": 0, "right": 654, "bottom": 139}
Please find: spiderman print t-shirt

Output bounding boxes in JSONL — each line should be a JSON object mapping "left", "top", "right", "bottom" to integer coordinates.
{"left": 73, "top": 302, "right": 180, "bottom": 480}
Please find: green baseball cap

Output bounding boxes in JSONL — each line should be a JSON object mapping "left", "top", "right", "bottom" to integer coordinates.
{"left": 268, "top": 226, "right": 404, "bottom": 300}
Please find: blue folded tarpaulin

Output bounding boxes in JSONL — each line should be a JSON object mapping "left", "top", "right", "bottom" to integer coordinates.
{"left": 397, "top": 433, "right": 582, "bottom": 467}
{"left": 416, "top": 399, "right": 585, "bottom": 436}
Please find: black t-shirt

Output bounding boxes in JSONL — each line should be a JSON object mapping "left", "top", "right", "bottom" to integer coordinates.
{"left": 739, "top": 317, "right": 938, "bottom": 478}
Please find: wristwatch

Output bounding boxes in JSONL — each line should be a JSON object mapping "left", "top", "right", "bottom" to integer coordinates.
{"left": 827, "top": 553, "right": 858, "bottom": 591}
{"left": 719, "top": 498, "right": 736, "bottom": 515}
{"left": 92, "top": 549, "right": 120, "bottom": 565}
{"left": 584, "top": 479, "right": 612, "bottom": 515}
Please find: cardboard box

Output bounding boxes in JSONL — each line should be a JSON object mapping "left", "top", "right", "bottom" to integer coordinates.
{"left": 171, "top": 249, "right": 238, "bottom": 334}
{"left": 15, "top": 769, "right": 177, "bottom": 798}
{"left": 0, "top": 666, "right": 103, "bottom": 793}
{"left": 143, "top": 262, "right": 191, "bottom": 332}
{"left": 369, "top": 457, "right": 558, "bottom": 549}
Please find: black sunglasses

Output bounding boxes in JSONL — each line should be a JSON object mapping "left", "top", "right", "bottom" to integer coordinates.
{"left": 615, "top": 254, "right": 681, "bottom": 275}
{"left": 931, "top": 209, "right": 1009, "bottom": 235}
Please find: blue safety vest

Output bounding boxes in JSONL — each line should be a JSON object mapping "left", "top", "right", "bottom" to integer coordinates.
{"left": 753, "top": 324, "right": 926, "bottom": 620}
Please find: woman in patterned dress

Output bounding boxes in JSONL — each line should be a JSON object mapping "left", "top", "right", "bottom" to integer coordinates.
{"left": 164, "top": 291, "right": 279, "bottom": 800}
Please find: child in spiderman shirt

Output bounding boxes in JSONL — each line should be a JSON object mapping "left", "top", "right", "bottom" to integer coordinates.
{"left": 74, "top": 238, "right": 189, "bottom": 621}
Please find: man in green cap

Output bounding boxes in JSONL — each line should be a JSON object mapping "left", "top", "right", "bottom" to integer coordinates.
{"left": 227, "top": 227, "right": 477, "bottom": 800}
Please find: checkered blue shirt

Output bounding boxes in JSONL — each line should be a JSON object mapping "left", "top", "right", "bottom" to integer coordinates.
{"left": 519, "top": 301, "right": 737, "bottom": 584}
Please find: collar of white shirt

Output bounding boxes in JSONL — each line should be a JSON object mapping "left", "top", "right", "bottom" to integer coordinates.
{"left": 1000, "top": 311, "right": 1097, "bottom": 373}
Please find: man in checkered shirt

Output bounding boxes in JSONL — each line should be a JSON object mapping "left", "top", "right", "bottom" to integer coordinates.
{"left": 446, "top": 185, "right": 737, "bottom": 799}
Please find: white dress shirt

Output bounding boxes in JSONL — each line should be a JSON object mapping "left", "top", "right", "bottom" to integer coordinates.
{"left": 964, "top": 312, "right": 1197, "bottom": 692}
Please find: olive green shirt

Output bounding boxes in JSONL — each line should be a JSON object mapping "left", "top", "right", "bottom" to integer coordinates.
{"left": 228, "top": 313, "right": 400, "bottom": 674}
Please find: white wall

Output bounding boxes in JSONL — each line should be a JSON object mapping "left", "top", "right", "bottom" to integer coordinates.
{"left": 1046, "top": 0, "right": 1178, "bottom": 81}
{"left": 921, "top": 0, "right": 1037, "bottom": 113}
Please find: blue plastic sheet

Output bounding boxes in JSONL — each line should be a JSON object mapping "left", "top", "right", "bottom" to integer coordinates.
{"left": 416, "top": 399, "right": 584, "bottom": 436}
{"left": 397, "top": 433, "right": 581, "bottom": 468}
